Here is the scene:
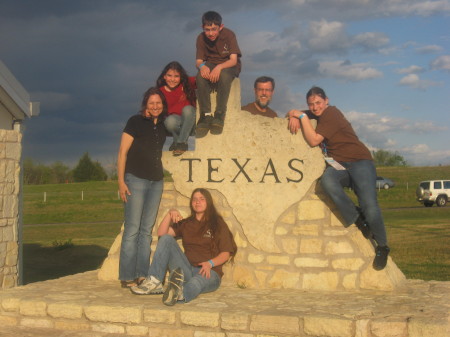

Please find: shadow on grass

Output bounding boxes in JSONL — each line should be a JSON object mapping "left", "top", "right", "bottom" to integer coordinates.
{"left": 23, "top": 243, "right": 109, "bottom": 285}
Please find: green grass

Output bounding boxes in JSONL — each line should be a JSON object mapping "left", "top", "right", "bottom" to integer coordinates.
{"left": 23, "top": 181, "right": 123, "bottom": 224}
{"left": 22, "top": 166, "right": 450, "bottom": 284}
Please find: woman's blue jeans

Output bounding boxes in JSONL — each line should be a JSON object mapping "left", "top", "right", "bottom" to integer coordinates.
{"left": 148, "top": 235, "right": 221, "bottom": 303}
{"left": 164, "top": 105, "right": 196, "bottom": 144}
{"left": 320, "top": 160, "right": 388, "bottom": 246}
{"left": 119, "top": 173, "right": 163, "bottom": 281}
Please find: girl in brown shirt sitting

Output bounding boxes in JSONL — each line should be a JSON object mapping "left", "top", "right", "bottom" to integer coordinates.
{"left": 130, "top": 188, "right": 237, "bottom": 306}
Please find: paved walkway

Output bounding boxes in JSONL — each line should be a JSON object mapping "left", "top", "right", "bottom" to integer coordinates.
{"left": 0, "top": 271, "right": 449, "bottom": 337}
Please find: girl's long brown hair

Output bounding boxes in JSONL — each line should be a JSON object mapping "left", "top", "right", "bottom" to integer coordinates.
{"left": 156, "top": 61, "right": 196, "bottom": 106}
{"left": 189, "top": 188, "right": 222, "bottom": 236}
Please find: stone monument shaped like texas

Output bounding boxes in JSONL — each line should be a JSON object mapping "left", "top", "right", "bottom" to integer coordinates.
{"left": 99, "top": 79, "right": 405, "bottom": 291}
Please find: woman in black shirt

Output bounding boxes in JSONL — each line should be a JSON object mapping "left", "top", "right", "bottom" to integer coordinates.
{"left": 117, "top": 87, "right": 167, "bottom": 288}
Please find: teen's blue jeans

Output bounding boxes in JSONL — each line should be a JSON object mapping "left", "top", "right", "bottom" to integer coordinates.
{"left": 320, "top": 160, "right": 388, "bottom": 246}
{"left": 196, "top": 63, "right": 238, "bottom": 115}
{"left": 119, "top": 174, "right": 163, "bottom": 281}
{"left": 164, "top": 105, "right": 196, "bottom": 144}
{"left": 148, "top": 235, "right": 221, "bottom": 303}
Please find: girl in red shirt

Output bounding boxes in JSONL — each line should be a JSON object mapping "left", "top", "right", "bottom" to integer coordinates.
{"left": 156, "top": 61, "right": 196, "bottom": 156}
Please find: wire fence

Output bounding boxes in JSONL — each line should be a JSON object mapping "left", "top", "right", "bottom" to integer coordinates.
{"left": 24, "top": 190, "right": 121, "bottom": 203}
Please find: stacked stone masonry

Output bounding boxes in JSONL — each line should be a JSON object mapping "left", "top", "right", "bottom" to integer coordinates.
{"left": 0, "top": 129, "right": 20, "bottom": 289}
{"left": 0, "top": 271, "right": 449, "bottom": 337}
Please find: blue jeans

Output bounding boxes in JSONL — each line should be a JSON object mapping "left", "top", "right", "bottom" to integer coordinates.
{"left": 119, "top": 174, "right": 163, "bottom": 281}
{"left": 320, "top": 160, "right": 388, "bottom": 246}
{"left": 196, "top": 63, "right": 238, "bottom": 115}
{"left": 164, "top": 105, "right": 196, "bottom": 144}
{"left": 148, "top": 235, "right": 221, "bottom": 303}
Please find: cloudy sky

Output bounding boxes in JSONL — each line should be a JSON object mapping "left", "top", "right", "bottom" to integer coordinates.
{"left": 1, "top": 0, "right": 449, "bottom": 168}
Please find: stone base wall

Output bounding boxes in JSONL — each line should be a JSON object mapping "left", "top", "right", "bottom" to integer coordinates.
{"left": 0, "top": 129, "right": 21, "bottom": 289}
{"left": 99, "top": 183, "right": 405, "bottom": 291}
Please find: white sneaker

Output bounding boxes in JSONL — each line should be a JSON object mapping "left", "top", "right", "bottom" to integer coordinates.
{"left": 130, "top": 276, "right": 163, "bottom": 295}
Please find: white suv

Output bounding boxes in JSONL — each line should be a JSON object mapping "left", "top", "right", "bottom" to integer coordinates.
{"left": 416, "top": 180, "right": 450, "bottom": 207}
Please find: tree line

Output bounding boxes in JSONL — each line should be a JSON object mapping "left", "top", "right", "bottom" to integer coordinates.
{"left": 23, "top": 152, "right": 109, "bottom": 185}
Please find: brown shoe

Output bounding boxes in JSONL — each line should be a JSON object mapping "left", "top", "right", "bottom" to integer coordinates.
{"left": 173, "top": 143, "right": 188, "bottom": 156}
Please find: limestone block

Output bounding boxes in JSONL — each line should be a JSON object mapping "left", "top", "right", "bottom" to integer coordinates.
{"left": 355, "top": 319, "right": 370, "bottom": 337}
{"left": 294, "top": 257, "right": 328, "bottom": 268}
{"left": 2, "top": 196, "right": 17, "bottom": 218}
{"left": 162, "top": 191, "right": 175, "bottom": 200}
{"left": 292, "top": 224, "right": 319, "bottom": 236}
{"left": 224, "top": 333, "right": 254, "bottom": 337}
{"left": 221, "top": 312, "right": 249, "bottom": 331}
{"left": 303, "top": 316, "right": 353, "bottom": 337}
{"left": 54, "top": 320, "right": 91, "bottom": 331}
{"left": 1, "top": 297, "right": 20, "bottom": 311}
{"left": 5, "top": 130, "right": 20, "bottom": 142}
{"left": 143, "top": 308, "right": 176, "bottom": 324}
{"left": 325, "top": 241, "right": 354, "bottom": 255}
{"left": 126, "top": 325, "right": 149, "bottom": 336}
{"left": 281, "top": 210, "right": 295, "bottom": 224}
{"left": 275, "top": 226, "right": 288, "bottom": 235}
{"left": 47, "top": 302, "right": 83, "bottom": 319}
{"left": 2, "top": 182, "right": 16, "bottom": 195}
{"left": 5, "top": 253, "right": 17, "bottom": 267}
{"left": 250, "top": 314, "right": 300, "bottom": 335}
{"left": 148, "top": 327, "right": 195, "bottom": 337}
{"left": 331, "top": 258, "right": 365, "bottom": 271}
{"left": 266, "top": 255, "right": 290, "bottom": 265}
{"left": 371, "top": 320, "right": 407, "bottom": 337}
{"left": 298, "top": 200, "right": 325, "bottom": 220}
{"left": 194, "top": 332, "right": 225, "bottom": 337}
{"left": 0, "top": 143, "right": 5, "bottom": 159}
{"left": 303, "top": 272, "right": 339, "bottom": 290}
{"left": 19, "top": 300, "right": 47, "bottom": 316}
{"left": 91, "top": 323, "right": 125, "bottom": 334}
{"left": 408, "top": 318, "right": 448, "bottom": 337}
{"left": 342, "top": 273, "right": 357, "bottom": 290}
{"left": 2, "top": 226, "right": 14, "bottom": 242}
{"left": 349, "top": 231, "right": 375, "bottom": 257}
{"left": 5, "top": 143, "right": 21, "bottom": 161}
{"left": 268, "top": 269, "right": 299, "bottom": 289}
{"left": 254, "top": 270, "right": 268, "bottom": 287}
{"left": 180, "top": 311, "right": 220, "bottom": 327}
{"left": 234, "top": 232, "right": 247, "bottom": 248}
{"left": 248, "top": 253, "right": 264, "bottom": 264}
{"left": 2, "top": 274, "right": 16, "bottom": 288}
{"left": 20, "top": 317, "right": 53, "bottom": 329}
{"left": 360, "top": 260, "right": 405, "bottom": 290}
{"left": 281, "top": 237, "right": 298, "bottom": 254}
{"left": 323, "top": 228, "right": 351, "bottom": 236}
{"left": 84, "top": 305, "right": 141, "bottom": 323}
{"left": 299, "top": 238, "right": 323, "bottom": 254}
{"left": 0, "top": 315, "right": 18, "bottom": 326}
{"left": 230, "top": 265, "right": 256, "bottom": 288}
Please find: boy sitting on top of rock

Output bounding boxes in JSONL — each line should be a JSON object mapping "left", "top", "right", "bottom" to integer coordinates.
{"left": 195, "top": 10, "right": 242, "bottom": 137}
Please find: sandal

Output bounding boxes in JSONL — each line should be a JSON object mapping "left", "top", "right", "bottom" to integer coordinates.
{"left": 120, "top": 280, "right": 138, "bottom": 288}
